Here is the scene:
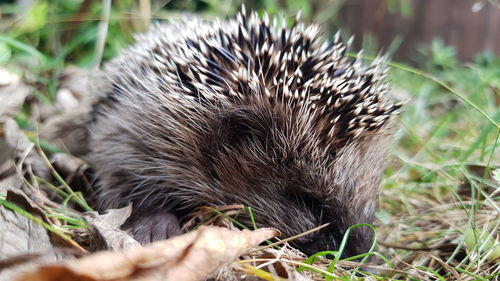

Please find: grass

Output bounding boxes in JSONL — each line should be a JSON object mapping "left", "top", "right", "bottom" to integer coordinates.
{"left": 0, "top": 0, "right": 499, "bottom": 280}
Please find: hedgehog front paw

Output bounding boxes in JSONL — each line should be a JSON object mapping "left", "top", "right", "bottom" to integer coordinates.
{"left": 122, "top": 211, "right": 182, "bottom": 244}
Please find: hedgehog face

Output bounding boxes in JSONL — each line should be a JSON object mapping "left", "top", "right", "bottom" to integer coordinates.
{"left": 197, "top": 103, "right": 389, "bottom": 256}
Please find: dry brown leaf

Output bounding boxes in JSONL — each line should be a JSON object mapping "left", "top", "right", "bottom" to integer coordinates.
{"left": 4, "top": 118, "right": 49, "bottom": 179}
{"left": 83, "top": 206, "right": 140, "bottom": 251}
{"left": 0, "top": 68, "right": 29, "bottom": 120}
{"left": 39, "top": 67, "right": 100, "bottom": 156}
{"left": 0, "top": 174, "right": 22, "bottom": 192}
{"left": 39, "top": 113, "right": 91, "bottom": 156}
{"left": 16, "top": 226, "right": 278, "bottom": 281}
{"left": 0, "top": 190, "right": 74, "bottom": 281}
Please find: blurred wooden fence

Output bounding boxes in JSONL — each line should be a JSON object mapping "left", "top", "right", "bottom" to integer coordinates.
{"left": 339, "top": 0, "right": 500, "bottom": 61}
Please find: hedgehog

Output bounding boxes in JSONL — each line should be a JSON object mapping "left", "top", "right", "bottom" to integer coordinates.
{"left": 89, "top": 8, "right": 402, "bottom": 257}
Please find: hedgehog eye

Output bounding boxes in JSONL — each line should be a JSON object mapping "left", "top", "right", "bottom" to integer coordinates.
{"left": 214, "top": 107, "right": 271, "bottom": 148}
{"left": 285, "top": 188, "right": 324, "bottom": 212}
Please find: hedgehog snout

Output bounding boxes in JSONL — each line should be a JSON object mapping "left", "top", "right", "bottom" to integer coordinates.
{"left": 292, "top": 231, "right": 338, "bottom": 256}
{"left": 291, "top": 221, "right": 374, "bottom": 258}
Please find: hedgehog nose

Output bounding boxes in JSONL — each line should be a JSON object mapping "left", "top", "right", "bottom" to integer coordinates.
{"left": 293, "top": 235, "right": 337, "bottom": 257}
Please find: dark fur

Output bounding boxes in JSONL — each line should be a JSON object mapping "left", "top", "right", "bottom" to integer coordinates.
{"left": 90, "top": 10, "right": 401, "bottom": 256}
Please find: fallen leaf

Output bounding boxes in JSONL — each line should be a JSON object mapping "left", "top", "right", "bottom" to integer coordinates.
{"left": 0, "top": 190, "right": 74, "bottom": 281}
{"left": 4, "top": 118, "right": 49, "bottom": 179}
{"left": 56, "top": 89, "right": 80, "bottom": 113}
{"left": 16, "top": 226, "right": 278, "bottom": 281}
{"left": 84, "top": 206, "right": 140, "bottom": 251}
{"left": 39, "top": 113, "right": 91, "bottom": 156}
{"left": 0, "top": 69, "right": 29, "bottom": 119}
